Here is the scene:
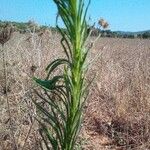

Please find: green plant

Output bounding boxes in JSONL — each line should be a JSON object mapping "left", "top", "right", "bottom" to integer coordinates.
{"left": 33, "top": 0, "right": 91, "bottom": 149}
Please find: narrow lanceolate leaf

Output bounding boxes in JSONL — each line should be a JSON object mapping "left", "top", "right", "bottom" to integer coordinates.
{"left": 39, "top": 128, "right": 51, "bottom": 150}
{"left": 38, "top": 121, "right": 59, "bottom": 150}
{"left": 46, "top": 59, "right": 70, "bottom": 72}
{"left": 33, "top": 76, "right": 63, "bottom": 90}
{"left": 34, "top": 90, "right": 66, "bottom": 122}
{"left": 46, "top": 59, "right": 70, "bottom": 79}
{"left": 33, "top": 101, "right": 64, "bottom": 145}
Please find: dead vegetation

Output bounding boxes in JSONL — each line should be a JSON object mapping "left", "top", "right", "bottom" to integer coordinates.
{"left": 0, "top": 30, "right": 150, "bottom": 149}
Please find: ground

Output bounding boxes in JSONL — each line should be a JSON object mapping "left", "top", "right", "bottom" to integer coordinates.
{"left": 0, "top": 31, "right": 150, "bottom": 150}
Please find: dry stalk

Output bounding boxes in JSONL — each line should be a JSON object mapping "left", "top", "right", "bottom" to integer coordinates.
{"left": 0, "top": 24, "right": 18, "bottom": 150}
{"left": 21, "top": 120, "right": 35, "bottom": 150}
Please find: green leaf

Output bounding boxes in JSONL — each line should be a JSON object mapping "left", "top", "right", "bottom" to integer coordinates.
{"left": 46, "top": 59, "right": 70, "bottom": 79}
{"left": 33, "top": 76, "right": 63, "bottom": 90}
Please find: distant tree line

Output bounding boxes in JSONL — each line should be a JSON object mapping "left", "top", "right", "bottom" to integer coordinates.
{"left": 0, "top": 20, "right": 150, "bottom": 39}
{"left": 0, "top": 20, "right": 59, "bottom": 34}
{"left": 136, "top": 32, "right": 150, "bottom": 39}
{"left": 89, "top": 27, "right": 150, "bottom": 39}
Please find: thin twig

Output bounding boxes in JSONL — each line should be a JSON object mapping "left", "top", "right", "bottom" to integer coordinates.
{"left": 21, "top": 120, "right": 35, "bottom": 150}
{"left": 2, "top": 44, "right": 18, "bottom": 150}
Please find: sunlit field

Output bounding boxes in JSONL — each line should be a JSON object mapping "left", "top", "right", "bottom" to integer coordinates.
{"left": 0, "top": 30, "right": 149, "bottom": 149}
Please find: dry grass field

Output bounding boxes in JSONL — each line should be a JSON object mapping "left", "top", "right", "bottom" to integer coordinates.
{"left": 0, "top": 31, "right": 150, "bottom": 150}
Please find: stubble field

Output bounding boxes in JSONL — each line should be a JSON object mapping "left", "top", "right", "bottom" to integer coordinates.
{"left": 0, "top": 31, "right": 150, "bottom": 150}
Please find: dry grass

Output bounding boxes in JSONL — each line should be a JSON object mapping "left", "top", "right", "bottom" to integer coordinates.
{"left": 84, "top": 38, "right": 150, "bottom": 149}
{"left": 0, "top": 31, "right": 150, "bottom": 150}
